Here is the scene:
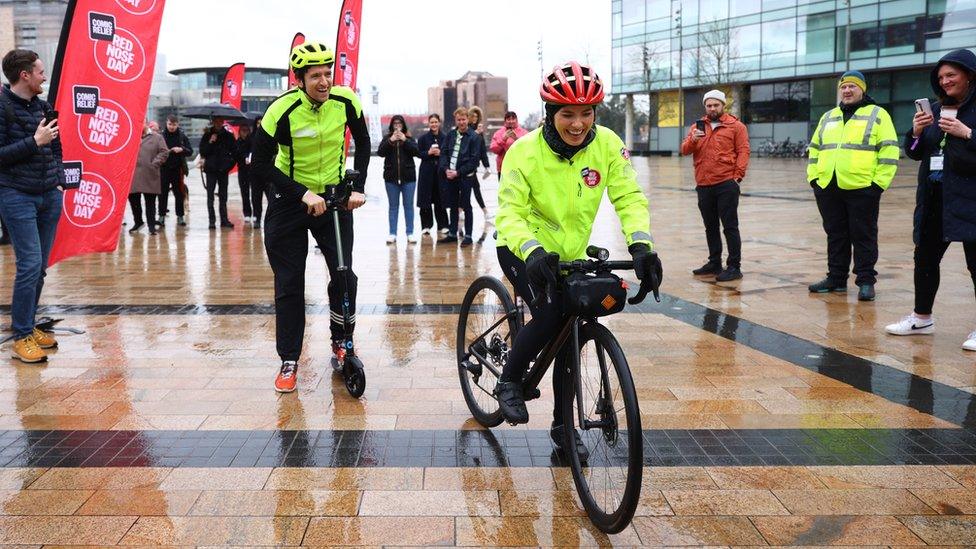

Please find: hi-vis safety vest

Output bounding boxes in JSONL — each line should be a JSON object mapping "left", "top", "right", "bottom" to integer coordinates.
{"left": 807, "top": 104, "right": 899, "bottom": 190}
{"left": 496, "top": 126, "right": 652, "bottom": 262}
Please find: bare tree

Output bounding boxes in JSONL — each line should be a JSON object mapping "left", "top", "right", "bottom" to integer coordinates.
{"left": 695, "top": 20, "right": 744, "bottom": 86}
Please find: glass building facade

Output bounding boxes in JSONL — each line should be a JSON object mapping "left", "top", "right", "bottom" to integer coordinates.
{"left": 168, "top": 67, "right": 288, "bottom": 142}
{"left": 612, "top": 0, "right": 976, "bottom": 151}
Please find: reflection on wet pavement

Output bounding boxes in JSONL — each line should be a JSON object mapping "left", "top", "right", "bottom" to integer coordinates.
{"left": 2, "top": 157, "right": 976, "bottom": 545}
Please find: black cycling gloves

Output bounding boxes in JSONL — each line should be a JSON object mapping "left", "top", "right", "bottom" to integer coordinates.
{"left": 629, "top": 243, "right": 663, "bottom": 287}
{"left": 526, "top": 247, "right": 560, "bottom": 298}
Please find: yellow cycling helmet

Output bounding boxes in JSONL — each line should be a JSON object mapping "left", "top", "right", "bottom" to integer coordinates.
{"left": 290, "top": 42, "right": 335, "bottom": 70}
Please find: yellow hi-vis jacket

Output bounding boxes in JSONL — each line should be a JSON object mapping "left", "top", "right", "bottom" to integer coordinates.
{"left": 807, "top": 104, "right": 900, "bottom": 190}
{"left": 496, "top": 126, "right": 652, "bottom": 262}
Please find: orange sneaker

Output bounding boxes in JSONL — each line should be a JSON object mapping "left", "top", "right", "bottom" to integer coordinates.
{"left": 11, "top": 335, "right": 47, "bottom": 363}
{"left": 274, "top": 361, "right": 298, "bottom": 393}
{"left": 31, "top": 328, "right": 57, "bottom": 349}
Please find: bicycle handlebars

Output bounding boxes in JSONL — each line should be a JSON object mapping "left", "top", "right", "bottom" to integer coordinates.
{"left": 530, "top": 246, "right": 661, "bottom": 309}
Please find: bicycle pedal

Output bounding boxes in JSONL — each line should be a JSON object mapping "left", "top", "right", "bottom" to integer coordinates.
{"left": 461, "top": 359, "right": 482, "bottom": 377}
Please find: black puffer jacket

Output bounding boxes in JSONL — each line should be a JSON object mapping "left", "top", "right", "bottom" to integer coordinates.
{"left": 0, "top": 85, "right": 64, "bottom": 194}
{"left": 199, "top": 126, "right": 236, "bottom": 174}
{"left": 377, "top": 134, "right": 418, "bottom": 184}
{"left": 905, "top": 48, "right": 976, "bottom": 243}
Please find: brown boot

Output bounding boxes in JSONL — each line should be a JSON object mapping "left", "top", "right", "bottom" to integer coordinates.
{"left": 31, "top": 328, "right": 57, "bottom": 349}
{"left": 11, "top": 335, "right": 47, "bottom": 363}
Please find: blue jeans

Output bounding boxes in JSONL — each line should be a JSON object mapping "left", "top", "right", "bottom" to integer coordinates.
{"left": 385, "top": 181, "right": 416, "bottom": 236}
{"left": 0, "top": 187, "right": 63, "bottom": 338}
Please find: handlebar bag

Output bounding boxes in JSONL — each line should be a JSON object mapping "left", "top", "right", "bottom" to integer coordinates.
{"left": 562, "top": 271, "right": 628, "bottom": 317}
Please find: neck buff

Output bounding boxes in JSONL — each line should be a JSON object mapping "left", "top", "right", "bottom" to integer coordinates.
{"left": 543, "top": 103, "right": 596, "bottom": 161}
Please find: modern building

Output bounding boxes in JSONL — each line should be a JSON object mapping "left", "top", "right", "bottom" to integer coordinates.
{"left": 166, "top": 66, "right": 288, "bottom": 142}
{"left": 427, "top": 80, "right": 458, "bottom": 126}
{"left": 612, "top": 0, "right": 976, "bottom": 152}
{"left": 428, "top": 71, "right": 508, "bottom": 130}
{"left": 0, "top": 0, "right": 68, "bottom": 85}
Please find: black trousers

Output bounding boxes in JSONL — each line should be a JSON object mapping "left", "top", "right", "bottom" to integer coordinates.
{"left": 914, "top": 183, "right": 976, "bottom": 315}
{"left": 205, "top": 171, "right": 230, "bottom": 224}
{"left": 250, "top": 177, "right": 266, "bottom": 223}
{"left": 497, "top": 246, "right": 568, "bottom": 426}
{"left": 264, "top": 193, "right": 357, "bottom": 361}
{"left": 813, "top": 180, "right": 881, "bottom": 286}
{"left": 419, "top": 178, "right": 448, "bottom": 231}
{"left": 128, "top": 193, "right": 156, "bottom": 229}
{"left": 239, "top": 168, "right": 253, "bottom": 218}
{"left": 444, "top": 176, "right": 474, "bottom": 237}
{"left": 159, "top": 166, "right": 185, "bottom": 217}
{"left": 696, "top": 180, "right": 741, "bottom": 268}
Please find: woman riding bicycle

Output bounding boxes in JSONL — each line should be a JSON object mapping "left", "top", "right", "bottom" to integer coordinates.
{"left": 494, "top": 62, "right": 663, "bottom": 449}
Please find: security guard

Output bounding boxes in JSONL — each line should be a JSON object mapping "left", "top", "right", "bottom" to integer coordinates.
{"left": 251, "top": 42, "right": 370, "bottom": 393}
{"left": 807, "top": 70, "right": 898, "bottom": 301}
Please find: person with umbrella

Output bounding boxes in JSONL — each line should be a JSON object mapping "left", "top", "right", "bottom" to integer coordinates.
{"left": 199, "top": 116, "right": 237, "bottom": 229}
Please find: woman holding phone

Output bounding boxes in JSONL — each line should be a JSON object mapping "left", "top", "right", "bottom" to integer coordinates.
{"left": 377, "top": 114, "right": 419, "bottom": 243}
{"left": 885, "top": 49, "right": 976, "bottom": 351}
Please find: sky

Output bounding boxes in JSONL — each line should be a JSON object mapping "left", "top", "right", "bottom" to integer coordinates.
{"left": 156, "top": 0, "right": 612, "bottom": 118}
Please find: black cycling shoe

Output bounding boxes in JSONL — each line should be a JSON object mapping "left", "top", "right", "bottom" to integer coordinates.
{"left": 551, "top": 424, "right": 590, "bottom": 463}
{"left": 494, "top": 381, "right": 528, "bottom": 424}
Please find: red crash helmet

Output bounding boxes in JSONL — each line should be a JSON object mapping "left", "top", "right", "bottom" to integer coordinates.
{"left": 540, "top": 62, "right": 605, "bottom": 105}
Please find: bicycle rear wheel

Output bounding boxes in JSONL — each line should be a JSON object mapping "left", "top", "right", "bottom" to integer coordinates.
{"left": 561, "top": 321, "right": 642, "bottom": 534}
{"left": 456, "top": 276, "right": 519, "bottom": 427}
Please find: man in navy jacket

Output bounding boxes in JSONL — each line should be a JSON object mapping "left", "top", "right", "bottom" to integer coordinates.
{"left": 438, "top": 107, "right": 481, "bottom": 246}
{"left": 0, "top": 49, "right": 65, "bottom": 363}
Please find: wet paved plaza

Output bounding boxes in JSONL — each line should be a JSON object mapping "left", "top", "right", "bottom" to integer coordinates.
{"left": 1, "top": 155, "right": 976, "bottom": 546}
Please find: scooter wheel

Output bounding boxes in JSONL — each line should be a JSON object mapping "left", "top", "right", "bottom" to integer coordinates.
{"left": 344, "top": 356, "right": 366, "bottom": 398}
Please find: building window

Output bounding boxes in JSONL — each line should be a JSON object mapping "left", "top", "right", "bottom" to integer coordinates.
{"left": 745, "top": 80, "right": 810, "bottom": 123}
{"left": 621, "top": 0, "right": 644, "bottom": 25}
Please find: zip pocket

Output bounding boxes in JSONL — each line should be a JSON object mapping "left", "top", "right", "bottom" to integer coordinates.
{"left": 529, "top": 208, "right": 560, "bottom": 232}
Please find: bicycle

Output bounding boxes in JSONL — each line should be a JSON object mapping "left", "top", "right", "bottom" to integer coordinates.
{"left": 456, "top": 245, "right": 658, "bottom": 534}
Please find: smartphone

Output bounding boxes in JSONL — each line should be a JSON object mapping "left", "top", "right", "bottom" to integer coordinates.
{"left": 44, "top": 110, "right": 58, "bottom": 122}
{"left": 914, "top": 98, "right": 932, "bottom": 116}
{"left": 695, "top": 120, "right": 706, "bottom": 132}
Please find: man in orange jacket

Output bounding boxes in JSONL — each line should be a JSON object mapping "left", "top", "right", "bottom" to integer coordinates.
{"left": 680, "top": 89, "right": 750, "bottom": 281}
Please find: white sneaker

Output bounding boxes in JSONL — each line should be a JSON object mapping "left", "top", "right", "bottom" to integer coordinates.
{"left": 386, "top": 235, "right": 396, "bottom": 244}
{"left": 963, "top": 331, "right": 976, "bottom": 351}
{"left": 407, "top": 234, "right": 418, "bottom": 244}
{"left": 439, "top": 228, "right": 449, "bottom": 235}
{"left": 885, "top": 313, "right": 935, "bottom": 336}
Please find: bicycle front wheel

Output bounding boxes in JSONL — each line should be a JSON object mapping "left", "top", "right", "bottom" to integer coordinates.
{"left": 561, "top": 321, "right": 642, "bottom": 534}
{"left": 456, "top": 276, "right": 519, "bottom": 427}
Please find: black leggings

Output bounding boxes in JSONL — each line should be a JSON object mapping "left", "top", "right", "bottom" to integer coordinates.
{"left": 914, "top": 184, "right": 976, "bottom": 315}
{"left": 497, "top": 246, "right": 568, "bottom": 425}
{"left": 472, "top": 179, "right": 486, "bottom": 209}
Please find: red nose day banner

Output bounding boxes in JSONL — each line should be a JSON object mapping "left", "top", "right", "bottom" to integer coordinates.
{"left": 220, "top": 62, "right": 244, "bottom": 142}
{"left": 47, "top": 0, "right": 166, "bottom": 266}
{"left": 287, "top": 32, "right": 305, "bottom": 88}
{"left": 220, "top": 62, "right": 244, "bottom": 111}
{"left": 334, "top": 0, "right": 361, "bottom": 152}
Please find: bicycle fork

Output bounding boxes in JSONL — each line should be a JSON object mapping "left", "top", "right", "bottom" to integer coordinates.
{"left": 570, "top": 321, "right": 616, "bottom": 432}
